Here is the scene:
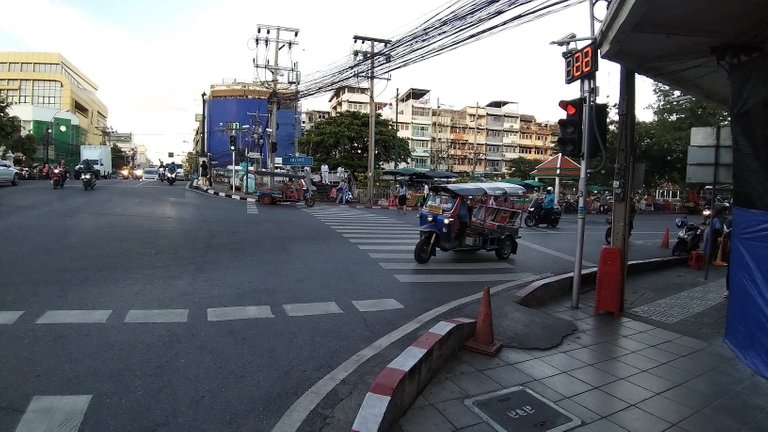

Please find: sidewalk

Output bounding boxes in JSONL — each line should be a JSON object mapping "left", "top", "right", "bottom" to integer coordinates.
{"left": 392, "top": 265, "right": 768, "bottom": 432}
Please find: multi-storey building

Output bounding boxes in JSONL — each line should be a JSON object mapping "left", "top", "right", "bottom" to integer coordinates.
{"left": 301, "top": 109, "right": 330, "bottom": 130}
{"left": 0, "top": 52, "right": 109, "bottom": 164}
{"left": 389, "top": 88, "right": 433, "bottom": 169}
{"left": 447, "top": 105, "right": 486, "bottom": 175}
{"left": 328, "top": 86, "right": 371, "bottom": 116}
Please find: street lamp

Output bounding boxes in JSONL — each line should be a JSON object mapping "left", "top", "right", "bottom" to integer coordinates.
{"left": 46, "top": 108, "right": 69, "bottom": 164}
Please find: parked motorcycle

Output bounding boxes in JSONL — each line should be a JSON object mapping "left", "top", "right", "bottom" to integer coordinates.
{"left": 81, "top": 171, "right": 96, "bottom": 190}
{"left": 51, "top": 168, "right": 65, "bottom": 189}
{"left": 605, "top": 212, "right": 635, "bottom": 244}
{"left": 524, "top": 200, "right": 561, "bottom": 228}
{"left": 672, "top": 216, "right": 705, "bottom": 256}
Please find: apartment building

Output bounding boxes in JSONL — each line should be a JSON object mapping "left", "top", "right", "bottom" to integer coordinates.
{"left": 0, "top": 52, "right": 109, "bottom": 164}
{"left": 388, "top": 88, "right": 433, "bottom": 169}
{"left": 301, "top": 109, "right": 330, "bottom": 130}
{"left": 328, "top": 86, "right": 371, "bottom": 116}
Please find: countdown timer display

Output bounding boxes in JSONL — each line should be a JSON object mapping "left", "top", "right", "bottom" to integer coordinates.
{"left": 564, "top": 43, "right": 598, "bottom": 84}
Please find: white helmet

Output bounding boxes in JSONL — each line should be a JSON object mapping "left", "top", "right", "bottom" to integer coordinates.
{"left": 546, "top": 187, "right": 553, "bottom": 193}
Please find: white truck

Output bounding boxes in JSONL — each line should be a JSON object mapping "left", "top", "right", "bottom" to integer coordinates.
{"left": 79, "top": 145, "right": 112, "bottom": 179}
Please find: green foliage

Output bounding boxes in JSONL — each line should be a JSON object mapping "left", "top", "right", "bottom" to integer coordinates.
{"left": 110, "top": 144, "right": 125, "bottom": 170}
{"left": 298, "top": 111, "right": 411, "bottom": 174}
{"left": 0, "top": 96, "right": 23, "bottom": 149}
{"left": 506, "top": 157, "right": 540, "bottom": 180}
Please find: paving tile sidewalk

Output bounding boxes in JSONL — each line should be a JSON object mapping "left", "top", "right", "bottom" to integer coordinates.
{"left": 397, "top": 266, "right": 768, "bottom": 432}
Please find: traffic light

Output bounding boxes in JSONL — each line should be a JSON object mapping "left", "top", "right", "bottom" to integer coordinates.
{"left": 556, "top": 98, "right": 584, "bottom": 158}
{"left": 587, "top": 103, "right": 608, "bottom": 159}
{"left": 229, "top": 135, "right": 237, "bottom": 151}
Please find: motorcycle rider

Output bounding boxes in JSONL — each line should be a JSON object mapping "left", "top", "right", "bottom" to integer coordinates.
{"left": 58, "top": 159, "right": 68, "bottom": 184}
{"left": 542, "top": 187, "right": 555, "bottom": 221}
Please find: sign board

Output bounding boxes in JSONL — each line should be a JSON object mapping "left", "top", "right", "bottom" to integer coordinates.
{"left": 282, "top": 155, "right": 314, "bottom": 167}
{"left": 465, "top": 387, "right": 581, "bottom": 432}
{"left": 564, "top": 43, "right": 598, "bottom": 84}
{"left": 168, "top": 152, "right": 174, "bottom": 158}
{"left": 195, "top": 113, "right": 203, "bottom": 122}
{"left": 686, "top": 126, "right": 733, "bottom": 184}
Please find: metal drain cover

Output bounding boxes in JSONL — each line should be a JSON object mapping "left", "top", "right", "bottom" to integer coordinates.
{"left": 465, "top": 386, "right": 581, "bottom": 432}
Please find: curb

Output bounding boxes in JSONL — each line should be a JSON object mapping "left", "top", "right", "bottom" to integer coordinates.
{"left": 351, "top": 318, "right": 476, "bottom": 432}
{"left": 513, "top": 255, "right": 688, "bottom": 307}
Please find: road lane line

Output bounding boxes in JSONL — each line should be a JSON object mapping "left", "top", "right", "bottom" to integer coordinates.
{"left": 357, "top": 245, "right": 413, "bottom": 250}
{"left": 367, "top": 253, "right": 413, "bottom": 259}
{"left": 394, "top": 273, "right": 527, "bottom": 283}
{"left": 380, "top": 262, "right": 513, "bottom": 270}
{"left": 342, "top": 234, "right": 418, "bottom": 238}
{"left": 283, "top": 302, "right": 343, "bottom": 317}
{"left": 207, "top": 306, "right": 274, "bottom": 321}
{"left": 348, "top": 239, "right": 417, "bottom": 243}
{"left": 0, "top": 311, "right": 24, "bottom": 324}
{"left": 271, "top": 272, "right": 547, "bottom": 432}
{"left": 125, "top": 309, "right": 188, "bottom": 323}
{"left": 351, "top": 299, "right": 404, "bottom": 312}
{"left": 36, "top": 310, "right": 112, "bottom": 324}
{"left": 517, "top": 239, "right": 598, "bottom": 267}
{"left": 15, "top": 395, "right": 92, "bottom": 432}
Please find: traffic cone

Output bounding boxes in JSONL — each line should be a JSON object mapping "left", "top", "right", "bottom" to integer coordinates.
{"left": 661, "top": 228, "right": 670, "bottom": 249}
{"left": 713, "top": 233, "right": 728, "bottom": 267}
{"left": 464, "top": 287, "right": 502, "bottom": 356}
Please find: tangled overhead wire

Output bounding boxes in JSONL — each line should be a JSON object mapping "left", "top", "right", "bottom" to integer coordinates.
{"left": 298, "top": 0, "right": 585, "bottom": 99}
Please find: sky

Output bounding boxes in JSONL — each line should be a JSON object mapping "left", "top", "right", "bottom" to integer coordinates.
{"left": 1, "top": 0, "right": 656, "bottom": 163}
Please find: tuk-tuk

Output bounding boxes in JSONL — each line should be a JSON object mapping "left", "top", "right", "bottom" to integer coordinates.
{"left": 253, "top": 169, "right": 316, "bottom": 207}
{"left": 414, "top": 182, "right": 526, "bottom": 263}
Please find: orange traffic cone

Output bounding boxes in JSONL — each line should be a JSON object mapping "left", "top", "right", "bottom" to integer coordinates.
{"left": 464, "top": 287, "right": 502, "bottom": 356}
{"left": 661, "top": 228, "right": 670, "bottom": 249}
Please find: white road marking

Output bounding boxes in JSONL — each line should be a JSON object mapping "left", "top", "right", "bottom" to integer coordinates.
{"left": 357, "top": 245, "right": 414, "bottom": 250}
{"left": 283, "top": 302, "right": 343, "bottom": 317}
{"left": 207, "top": 306, "right": 274, "bottom": 321}
{"left": 246, "top": 201, "right": 259, "bottom": 214}
{"left": 271, "top": 273, "right": 547, "bottom": 432}
{"left": 367, "top": 253, "right": 414, "bottom": 259}
{"left": 351, "top": 299, "right": 404, "bottom": 312}
{"left": 36, "top": 310, "right": 112, "bottom": 324}
{"left": 348, "top": 238, "right": 416, "bottom": 243}
{"left": 394, "top": 273, "right": 530, "bottom": 283}
{"left": 629, "top": 278, "right": 727, "bottom": 323}
{"left": 517, "top": 239, "right": 598, "bottom": 267}
{"left": 341, "top": 234, "right": 418, "bottom": 238}
{"left": 380, "top": 262, "right": 513, "bottom": 270}
{"left": 125, "top": 309, "right": 188, "bottom": 323}
{"left": 0, "top": 311, "right": 24, "bottom": 324}
{"left": 15, "top": 395, "right": 92, "bottom": 432}
{"left": 336, "top": 229, "right": 416, "bottom": 234}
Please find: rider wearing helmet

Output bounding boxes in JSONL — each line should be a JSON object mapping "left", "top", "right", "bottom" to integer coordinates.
{"left": 542, "top": 186, "right": 555, "bottom": 219}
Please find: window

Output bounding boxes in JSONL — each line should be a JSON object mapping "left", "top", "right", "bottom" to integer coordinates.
{"left": 8, "top": 63, "right": 20, "bottom": 72}
{"left": 33, "top": 63, "right": 62, "bottom": 73}
{"left": 33, "top": 80, "right": 63, "bottom": 108}
{"left": 19, "top": 80, "right": 31, "bottom": 104}
{"left": 412, "top": 107, "right": 430, "bottom": 118}
{"left": 0, "top": 63, "right": 7, "bottom": 72}
{"left": 412, "top": 125, "right": 430, "bottom": 138}
{"left": 348, "top": 102, "right": 367, "bottom": 112}
{"left": 21, "top": 63, "right": 32, "bottom": 72}
{"left": 1, "top": 89, "right": 19, "bottom": 104}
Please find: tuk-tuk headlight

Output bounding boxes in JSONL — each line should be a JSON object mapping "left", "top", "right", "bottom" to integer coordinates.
{"left": 427, "top": 215, "right": 434, "bottom": 222}
{"left": 444, "top": 218, "right": 454, "bottom": 225}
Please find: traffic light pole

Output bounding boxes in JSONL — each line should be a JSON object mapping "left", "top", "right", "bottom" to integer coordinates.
{"left": 571, "top": 78, "right": 595, "bottom": 309}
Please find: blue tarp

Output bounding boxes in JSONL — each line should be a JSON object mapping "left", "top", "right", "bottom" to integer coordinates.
{"left": 724, "top": 206, "right": 768, "bottom": 379}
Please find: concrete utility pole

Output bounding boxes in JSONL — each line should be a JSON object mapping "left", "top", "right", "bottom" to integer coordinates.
{"left": 471, "top": 102, "right": 479, "bottom": 175}
{"left": 254, "top": 24, "right": 300, "bottom": 187}
{"left": 353, "top": 35, "right": 391, "bottom": 206}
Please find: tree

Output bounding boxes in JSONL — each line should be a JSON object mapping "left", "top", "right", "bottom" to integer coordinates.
{"left": 110, "top": 144, "right": 125, "bottom": 170}
{"left": 0, "top": 96, "right": 23, "bottom": 153}
{"left": 298, "top": 111, "right": 410, "bottom": 175}
{"left": 635, "top": 84, "right": 729, "bottom": 188}
{"left": 506, "top": 157, "right": 540, "bottom": 180}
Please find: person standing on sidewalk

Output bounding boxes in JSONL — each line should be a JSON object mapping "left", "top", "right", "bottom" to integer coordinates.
{"left": 321, "top": 163, "right": 329, "bottom": 184}
{"left": 397, "top": 183, "right": 408, "bottom": 214}
{"left": 199, "top": 160, "right": 209, "bottom": 188}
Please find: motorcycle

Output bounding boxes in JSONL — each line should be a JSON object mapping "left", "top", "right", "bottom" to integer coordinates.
{"left": 165, "top": 168, "right": 177, "bottom": 185}
{"left": 81, "top": 171, "right": 96, "bottom": 190}
{"left": 605, "top": 212, "right": 635, "bottom": 244}
{"left": 672, "top": 216, "right": 705, "bottom": 256}
{"left": 51, "top": 168, "right": 65, "bottom": 189}
{"left": 524, "top": 200, "right": 561, "bottom": 228}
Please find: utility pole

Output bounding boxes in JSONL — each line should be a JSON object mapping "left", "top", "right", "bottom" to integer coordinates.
{"left": 254, "top": 24, "right": 300, "bottom": 187}
{"left": 471, "top": 102, "right": 479, "bottom": 176}
{"left": 353, "top": 35, "right": 391, "bottom": 206}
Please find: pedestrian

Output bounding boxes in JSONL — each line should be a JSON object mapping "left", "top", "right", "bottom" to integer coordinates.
{"left": 337, "top": 166, "right": 345, "bottom": 182}
{"left": 321, "top": 163, "right": 329, "bottom": 184}
{"left": 336, "top": 179, "right": 349, "bottom": 204}
{"left": 200, "top": 160, "right": 209, "bottom": 188}
{"left": 423, "top": 183, "right": 429, "bottom": 197}
{"left": 397, "top": 183, "right": 408, "bottom": 214}
{"left": 599, "top": 192, "right": 609, "bottom": 214}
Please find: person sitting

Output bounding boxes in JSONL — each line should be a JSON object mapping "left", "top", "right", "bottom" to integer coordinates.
{"left": 542, "top": 187, "right": 555, "bottom": 219}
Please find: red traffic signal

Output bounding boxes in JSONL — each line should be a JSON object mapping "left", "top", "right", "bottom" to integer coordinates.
{"left": 556, "top": 98, "right": 584, "bottom": 158}
{"left": 559, "top": 99, "right": 579, "bottom": 116}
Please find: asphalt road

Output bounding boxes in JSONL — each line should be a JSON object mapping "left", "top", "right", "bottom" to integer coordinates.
{"left": 0, "top": 179, "right": 681, "bottom": 431}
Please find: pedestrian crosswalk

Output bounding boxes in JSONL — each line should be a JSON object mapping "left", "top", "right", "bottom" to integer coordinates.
{"left": 246, "top": 200, "right": 259, "bottom": 214}
{"left": 14, "top": 395, "right": 92, "bottom": 432}
{"left": 303, "top": 207, "right": 532, "bottom": 284}
{"left": 0, "top": 299, "right": 405, "bottom": 327}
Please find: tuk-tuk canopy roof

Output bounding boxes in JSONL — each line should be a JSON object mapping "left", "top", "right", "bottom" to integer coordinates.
{"left": 432, "top": 182, "right": 526, "bottom": 197}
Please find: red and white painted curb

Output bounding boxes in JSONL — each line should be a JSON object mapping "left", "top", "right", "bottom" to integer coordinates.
{"left": 351, "top": 317, "right": 476, "bottom": 432}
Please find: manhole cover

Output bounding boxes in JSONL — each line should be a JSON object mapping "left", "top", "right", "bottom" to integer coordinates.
{"left": 465, "top": 386, "right": 581, "bottom": 432}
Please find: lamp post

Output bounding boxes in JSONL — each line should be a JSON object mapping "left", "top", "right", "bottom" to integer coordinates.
{"left": 45, "top": 108, "right": 69, "bottom": 164}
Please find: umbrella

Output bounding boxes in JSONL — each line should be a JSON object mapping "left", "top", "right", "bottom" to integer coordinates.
{"left": 500, "top": 178, "right": 526, "bottom": 186}
{"left": 382, "top": 167, "right": 423, "bottom": 176}
{"left": 524, "top": 179, "right": 545, "bottom": 188}
{"left": 411, "top": 170, "right": 458, "bottom": 179}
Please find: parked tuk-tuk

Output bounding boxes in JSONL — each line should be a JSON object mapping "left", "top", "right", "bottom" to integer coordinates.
{"left": 253, "top": 169, "right": 316, "bottom": 207}
{"left": 414, "top": 182, "right": 526, "bottom": 263}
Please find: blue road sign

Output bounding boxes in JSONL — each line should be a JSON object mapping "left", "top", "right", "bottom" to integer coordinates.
{"left": 282, "top": 155, "right": 314, "bottom": 167}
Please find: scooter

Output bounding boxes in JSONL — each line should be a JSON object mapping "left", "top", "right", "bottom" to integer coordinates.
{"left": 671, "top": 216, "right": 705, "bottom": 256}
{"left": 165, "top": 169, "right": 177, "bottom": 185}
{"left": 51, "top": 168, "right": 65, "bottom": 189}
{"left": 81, "top": 171, "right": 96, "bottom": 190}
{"left": 524, "top": 200, "right": 561, "bottom": 228}
{"left": 605, "top": 213, "right": 635, "bottom": 244}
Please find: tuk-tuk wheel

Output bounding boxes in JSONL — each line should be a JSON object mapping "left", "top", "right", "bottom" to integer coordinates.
{"left": 495, "top": 236, "right": 514, "bottom": 260}
{"left": 260, "top": 194, "right": 273, "bottom": 205}
{"left": 305, "top": 197, "right": 316, "bottom": 207}
{"left": 414, "top": 235, "right": 434, "bottom": 264}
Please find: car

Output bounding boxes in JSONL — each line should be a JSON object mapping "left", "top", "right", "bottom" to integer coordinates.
{"left": 0, "top": 160, "right": 21, "bottom": 186}
{"left": 141, "top": 167, "right": 159, "bottom": 181}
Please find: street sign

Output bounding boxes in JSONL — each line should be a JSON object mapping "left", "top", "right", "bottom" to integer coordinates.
{"left": 282, "top": 155, "right": 314, "bottom": 167}
{"left": 168, "top": 152, "right": 174, "bottom": 158}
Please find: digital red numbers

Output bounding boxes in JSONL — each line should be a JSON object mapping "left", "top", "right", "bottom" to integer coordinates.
{"left": 564, "top": 43, "right": 598, "bottom": 84}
